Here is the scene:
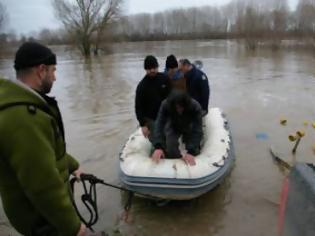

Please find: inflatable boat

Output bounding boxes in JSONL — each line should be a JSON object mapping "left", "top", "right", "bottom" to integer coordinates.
{"left": 119, "top": 107, "right": 235, "bottom": 200}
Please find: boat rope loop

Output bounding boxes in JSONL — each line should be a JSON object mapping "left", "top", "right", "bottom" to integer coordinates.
{"left": 70, "top": 174, "right": 161, "bottom": 231}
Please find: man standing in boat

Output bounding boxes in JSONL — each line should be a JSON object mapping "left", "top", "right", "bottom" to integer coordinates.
{"left": 164, "top": 54, "right": 186, "bottom": 91}
{"left": 151, "top": 90, "right": 203, "bottom": 166}
{"left": 0, "top": 42, "right": 101, "bottom": 236}
{"left": 165, "top": 54, "right": 178, "bottom": 80}
{"left": 179, "top": 59, "right": 210, "bottom": 116}
{"left": 135, "top": 55, "right": 171, "bottom": 141}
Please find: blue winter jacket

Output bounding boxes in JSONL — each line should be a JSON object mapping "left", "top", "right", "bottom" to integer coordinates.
{"left": 185, "top": 65, "right": 210, "bottom": 114}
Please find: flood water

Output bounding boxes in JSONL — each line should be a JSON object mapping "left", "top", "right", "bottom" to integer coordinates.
{"left": 1, "top": 40, "right": 315, "bottom": 236}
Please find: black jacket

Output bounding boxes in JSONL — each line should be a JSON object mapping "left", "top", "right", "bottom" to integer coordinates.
{"left": 153, "top": 97, "right": 203, "bottom": 155}
{"left": 185, "top": 65, "right": 210, "bottom": 113}
{"left": 135, "top": 73, "right": 171, "bottom": 126}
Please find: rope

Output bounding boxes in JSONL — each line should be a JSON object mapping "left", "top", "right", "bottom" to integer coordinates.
{"left": 70, "top": 173, "right": 161, "bottom": 230}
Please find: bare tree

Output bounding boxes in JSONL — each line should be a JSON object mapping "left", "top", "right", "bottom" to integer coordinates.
{"left": 296, "top": 0, "right": 315, "bottom": 34}
{"left": 235, "top": 6, "right": 265, "bottom": 49}
{"left": 52, "top": 0, "right": 123, "bottom": 56}
{"left": 0, "top": 2, "right": 8, "bottom": 51}
{"left": 0, "top": 2, "right": 8, "bottom": 33}
{"left": 266, "top": 0, "right": 289, "bottom": 49}
{"left": 37, "top": 28, "right": 69, "bottom": 45}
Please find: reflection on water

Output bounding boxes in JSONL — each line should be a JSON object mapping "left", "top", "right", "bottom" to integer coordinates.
{"left": 116, "top": 178, "right": 232, "bottom": 236}
{"left": 1, "top": 40, "right": 315, "bottom": 235}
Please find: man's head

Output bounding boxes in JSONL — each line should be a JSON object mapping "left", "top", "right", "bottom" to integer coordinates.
{"left": 169, "top": 90, "right": 191, "bottom": 115}
{"left": 165, "top": 54, "right": 178, "bottom": 79}
{"left": 179, "top": 58, "right": 192, "bottom": 74}
{"left": 14, "top": 42, "right": 57, "bottom": 94}
{"left": 144, "top": 55, "right": 158, "bottom": 77}
{"left": 165, "top": 54, "right": 178, "bottom": 70}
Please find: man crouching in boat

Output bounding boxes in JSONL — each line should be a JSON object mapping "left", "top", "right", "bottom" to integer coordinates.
{"left": 151, "top": 90, "right": 203, "bottom": 166}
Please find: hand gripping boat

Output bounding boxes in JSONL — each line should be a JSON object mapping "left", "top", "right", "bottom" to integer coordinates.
{"left": 119, "top": 108, "right": 235, "bottom": 200}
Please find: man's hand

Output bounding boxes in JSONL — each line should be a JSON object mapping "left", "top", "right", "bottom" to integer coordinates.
{"left": 151, "top": 149, "right": 165, "bottom": 163}
{"left": 182, "top": 153, "right": 196, "bottom": 166}
{"left": 141, "top": 126, "right": 150, "bottom": 138}
{"left": 76, "top": 223, "right": 86, "bottom": 236}
{"left": 72, "top": 169, "right": 83, "bottom": 181}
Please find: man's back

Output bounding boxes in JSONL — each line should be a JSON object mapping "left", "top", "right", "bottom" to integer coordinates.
{"left": 152, "top": 91, "right": 203, "bottom": 163}
{"left": 0, "top": 78, "right": 80, "bottom": 235}
{"left": 158, "top": 97, "right": 202, "bottom": 132}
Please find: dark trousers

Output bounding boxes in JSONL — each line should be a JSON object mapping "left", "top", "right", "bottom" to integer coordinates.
{"left": 163, "top": 121, "right": 200, "bottom": 158}
{"left": 146, "top": 119, "right": 155, "bottom": 144}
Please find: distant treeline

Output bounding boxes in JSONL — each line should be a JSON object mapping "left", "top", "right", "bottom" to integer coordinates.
{"left": 108, "top": 0, "right": 315, "bottom": 49}
{"left": 1, "top": 0, "right": 315, "bottom": 51}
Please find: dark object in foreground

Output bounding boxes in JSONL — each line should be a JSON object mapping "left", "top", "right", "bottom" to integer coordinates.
{"left": 70, "top": 174, "right": 161, "bottom": 231}
{"left": 269, "top": 147, "right": 292, "bottom": 170}
{"left": 278, "top": 163, "right": 315, "bottom": 236}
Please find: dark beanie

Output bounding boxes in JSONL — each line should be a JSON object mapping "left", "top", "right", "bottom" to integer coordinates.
{"left": 165, "top": 54, "right": 178, "bottom": 70}
{"left": 14, "top": 42, "right": 56, "bottom": 71}
{"left": 144, "top": 55, "right": 158, "bottom": 70}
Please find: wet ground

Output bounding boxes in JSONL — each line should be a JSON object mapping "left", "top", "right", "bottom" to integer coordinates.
{"left": 1, "top": 40, "right": 315, "bottom": 236}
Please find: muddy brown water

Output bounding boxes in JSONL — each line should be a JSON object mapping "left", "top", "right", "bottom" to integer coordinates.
{"left": 1, "top": 40, "right": 315, "bottom": 236}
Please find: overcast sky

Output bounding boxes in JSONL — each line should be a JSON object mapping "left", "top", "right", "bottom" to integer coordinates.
{"left": 2, "top": 0, "right": 298, "bottom": 35}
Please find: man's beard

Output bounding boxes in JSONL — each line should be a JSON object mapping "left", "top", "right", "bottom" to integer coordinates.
{"left": 40, "top": 76, "right": 53, "bottom": 94}
{"left": 148, "top": 72, "right": 157, "bottom": 77}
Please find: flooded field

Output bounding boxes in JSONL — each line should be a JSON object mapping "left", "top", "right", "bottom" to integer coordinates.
{"left": 1, "top": 40, "right": 315, "bottom": 236}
